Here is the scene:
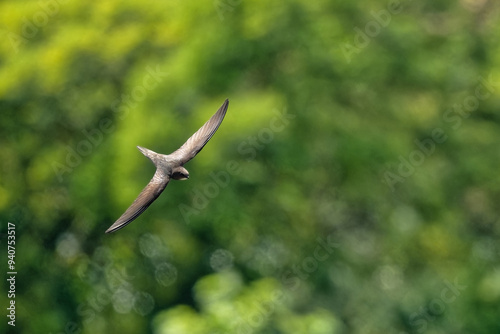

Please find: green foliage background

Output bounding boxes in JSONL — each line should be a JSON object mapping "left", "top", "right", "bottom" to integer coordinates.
{"left": 1, "top": 0, "right": 500, "bottom": 333}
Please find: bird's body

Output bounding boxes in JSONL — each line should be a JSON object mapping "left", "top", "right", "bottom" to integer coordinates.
{"left": 105, "top": 99, "right": 229, "bottom": 233}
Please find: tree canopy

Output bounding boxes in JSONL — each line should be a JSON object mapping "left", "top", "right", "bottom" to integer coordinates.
{"left": 1, "top": 0, "right": 500, "bottom": 333}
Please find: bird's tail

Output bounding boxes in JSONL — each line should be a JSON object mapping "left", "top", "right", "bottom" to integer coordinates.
{"left": 137, "top": 146, "right": 160, "bottom": 165}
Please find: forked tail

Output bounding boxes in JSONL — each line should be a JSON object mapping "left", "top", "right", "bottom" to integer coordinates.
{"left": 137, "top": 146, "right": 160, "bottom": 166}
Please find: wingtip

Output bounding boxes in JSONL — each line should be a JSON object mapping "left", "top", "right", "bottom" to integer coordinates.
{"left": 105, "top": 223, "right": 119, "bottom": 233}
{"left": 105, "top": 223, "right": 123, "bottom": 234}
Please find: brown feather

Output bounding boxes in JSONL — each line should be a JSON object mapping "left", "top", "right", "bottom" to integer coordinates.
{"left": 105, "top": 99, "right": 229, "bottom": 233}
{"left": 171, "top": 99, "right": 228, "bottom": 164}
{"left": 105, "top": 172, "right": 169, "bottom": 233}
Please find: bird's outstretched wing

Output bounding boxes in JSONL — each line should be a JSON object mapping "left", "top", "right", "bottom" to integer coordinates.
{"left": 170, "top": 99, "right": 229, "bottom": 165}
{"left": 105, "top": 170, "right": 169, "bottom": 233}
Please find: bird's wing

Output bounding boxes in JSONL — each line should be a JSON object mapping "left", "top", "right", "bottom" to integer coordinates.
{"left": 170, "top": 99, "right": 229, "bottom": 165}
{"left": 106, "top": 171, "right": 169, "bottom": 233}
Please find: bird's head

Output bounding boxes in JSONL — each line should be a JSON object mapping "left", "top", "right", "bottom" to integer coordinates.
{"left": 172, "top": 166, "right": 189, "bottom": 180}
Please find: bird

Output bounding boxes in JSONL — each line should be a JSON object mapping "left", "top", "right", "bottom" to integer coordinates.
{"left": 105, "top": 99, "right": 229, "bottom": 233}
